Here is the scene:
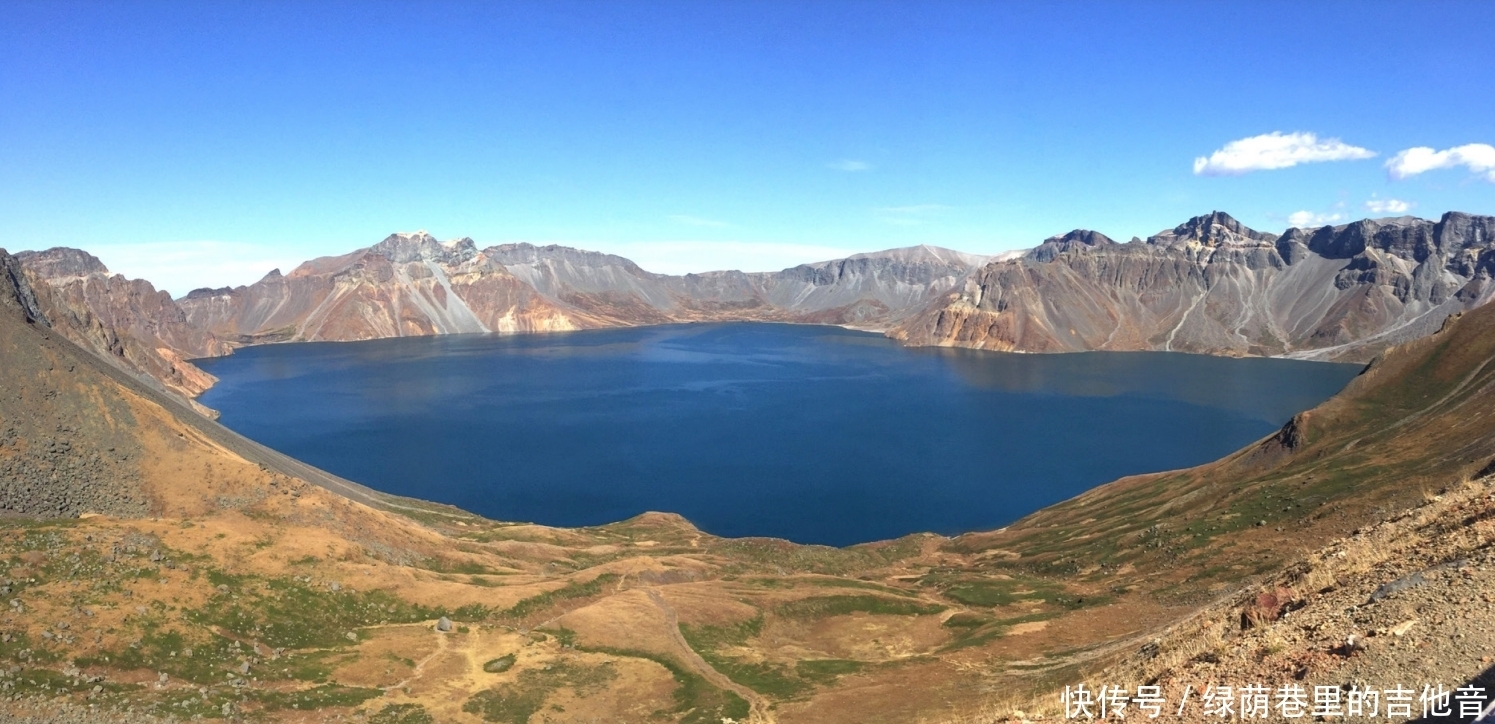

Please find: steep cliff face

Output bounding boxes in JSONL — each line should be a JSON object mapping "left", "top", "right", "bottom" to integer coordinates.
{"left": 487, "top": 241, "right": 990, "bottom": 326}
{"left": 891, "top": 211, "right": 1495, "bottom": 362}
{"left": 739, "top": 244, "right": 994, "bottom": 326}
{"left": 178, "top": 237, "right": 991, "bottom": 345}
{"left": 27, "top": 211, "right": 1495, "bottom": 404}
{"left": 14, "top": 247, "right": 229, "bottom": 402}
{"left": 179, "top": 232, "right": 589, "bottom": 344}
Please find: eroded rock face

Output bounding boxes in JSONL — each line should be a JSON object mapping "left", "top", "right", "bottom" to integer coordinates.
{"left": 14, "top": 248, "right": 230, "bottom": 401}
{"left": 0, "top": 249, "right": 149, "bottom": 517}
{"left": 890, "top": 211, "right": 1495, "bottom": 362}
{"left": 178, "top": 232, "right": 589, "bottom": 344}
{"left": 23, "top": 211, "right": 1495, "bottom": 405}
{"left": 176, "top": 238, "right": 992, "bottom": 345}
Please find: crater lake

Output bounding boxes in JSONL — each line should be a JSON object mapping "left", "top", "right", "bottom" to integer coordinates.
{"left": 194, "top": 323, "right": 1362, "bottom": 546}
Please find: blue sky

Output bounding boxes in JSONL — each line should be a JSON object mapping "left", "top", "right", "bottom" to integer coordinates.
{"left": 3, "top": 0, "right": 1493, "bottom": 296}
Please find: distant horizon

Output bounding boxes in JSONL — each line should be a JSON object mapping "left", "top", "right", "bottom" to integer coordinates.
{"left": 7, "top": 206, "right": 1484, "bottom": 298}
{"left": 5, "top": 1, "right": 1493, "bottom": 295}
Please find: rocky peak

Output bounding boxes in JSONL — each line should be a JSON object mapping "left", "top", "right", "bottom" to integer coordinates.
{"left": 1047, "top": 229, "right": 1116, "bottom": 247}
{"left": 1029, "top": 229, "right": 1116, "bottom": 262}
{"left": 183, "top": 286, "right": 235, "bottom": 300}
{"left": 370, "top": 231, "right": 478, "bottom": 265}
{"left": 484, "top": 242, "right": 648, "bottom": 274}
{"left": 0, "top": 249, "right": 50, "bottom": 326}
{"left": 1151, "top": 211, "right": 1277, "bottom": 248}
{"left": 13, "top": 247, "right": 109, "bottom": 278}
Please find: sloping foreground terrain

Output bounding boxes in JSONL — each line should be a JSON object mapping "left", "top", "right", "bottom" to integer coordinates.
{"left": 4, "top": 245, "right": 1102, "bottom": 723}
{"left": 12, "top": 248, "right": 230, "bottom": 408}
{"left": 2, "top": 243, "right": 1495, "bottom": 724}
{"left": 955, "top": 299, "right": 1495, "bottom": 718}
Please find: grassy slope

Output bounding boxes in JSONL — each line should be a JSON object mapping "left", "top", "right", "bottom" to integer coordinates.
{"left": 938, "top": 303, "right": 1495, "bottom": 684}
{"left": 5, "top": 247, "right": 1495, "bottom": 722}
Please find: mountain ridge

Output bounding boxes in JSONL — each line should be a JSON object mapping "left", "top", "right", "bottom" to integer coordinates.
{"left": 11, "top": 210, "right": 1495, "bottom": 406}
{"left": 891, "top": 210, "right": 1495, "bottom": 363}
{"left": 3, "top": 231, "right": 1495, "bottom": 720}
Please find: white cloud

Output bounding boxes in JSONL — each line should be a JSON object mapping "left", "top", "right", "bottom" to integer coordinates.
{"left": 605, "top": 240, "right": 863, "bottom": 275}
{"left": 1193, "top": 132, "right": 1376, "bottom": 176}
{"left": 827, "top": 159, "right": 872, "bottom": 172}
{"left": 85, "top": 241, "right": 302, "bottom": 299}
{"left": 666, "top": 214, "right": 729, "bottom": 228}
{"left": 1287, "top": 210, "right": 1346, "bottom": 229}
{"left": 1385, "top": 143, "right": 1495, "bottom": 182}
{"left": 1364, "top": 197, "right": 1412, "bottom": 214}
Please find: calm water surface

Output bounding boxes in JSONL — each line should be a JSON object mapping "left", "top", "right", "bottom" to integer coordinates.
{"left": 196, "top": 323, "right": 1361, "bottom": 545}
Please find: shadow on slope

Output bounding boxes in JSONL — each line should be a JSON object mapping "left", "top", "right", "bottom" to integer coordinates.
{"left": 953, "top": 301, "right": 1495, "bottom": 600}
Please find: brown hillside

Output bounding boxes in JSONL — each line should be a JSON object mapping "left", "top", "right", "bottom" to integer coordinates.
{"left": 4, "top": 241, "right": 1495, "bottom": 722}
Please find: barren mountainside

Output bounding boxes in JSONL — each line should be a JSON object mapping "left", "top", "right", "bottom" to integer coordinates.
{"left": 176, "top": 235, "right": 992, "bottom": 347}
{"left": 14, "top": 248, "right": 231, "bottom": 404}
{"left": 892, "top": 211, "right": 1495, "bottom": 363}
{"left": 3, "top": 238, "right": 1495, "bottom": 721}
{"left": 14, "top": 211, "right": 1495, "bottom": 406}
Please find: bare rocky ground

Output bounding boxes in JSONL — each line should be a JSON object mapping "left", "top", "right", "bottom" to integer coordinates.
{"left": 972, "top": 474, "right": 1495, "bottom": 722}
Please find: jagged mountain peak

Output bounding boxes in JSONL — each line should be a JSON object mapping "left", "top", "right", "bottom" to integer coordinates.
{"left": 1152, "top": 211, "right": 1278, "bottom": 247}
{"left": 13, "top": 247, "right": 109, "bottom": 278}
{"left": 183, "top": 286, "right": 236, "bottom": 300}
{"left": 1042, "top": 229, "right": 1116, "bottom": 247}
{"left": 1025, "top": 229, "right": 1117, "bottom": 262}
{"left": 370, "top": 231, "right": 478, "bottom": 264}
{"left": 0, "top": 248, "right": 51, "bottom": 326}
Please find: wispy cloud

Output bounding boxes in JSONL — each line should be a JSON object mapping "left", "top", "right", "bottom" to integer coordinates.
{"left": 1287, "top": 210, "right": 1346, "bottom": 229}
{"left": 666, "top": 214, "right": 729, "bottom": 228}
{"left": 1193, "top": 131, "right": 1376, "bottom": 176}
{"left": 1364, "top": 196, "right": 1412, "bottom": 214}
{"left": 873, "top": 203, "right": 950, "bottom": 226}
{"left": 827, "top": 159, "right": 872, "bottom": 172}
{"left": 85, "top": 240, "right": 302, "bottom": 298}
{"left": 1385, "top": 143, "right": 1495, "bottom": 182}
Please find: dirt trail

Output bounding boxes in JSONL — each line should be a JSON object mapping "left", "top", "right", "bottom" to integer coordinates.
{"left": 645, "top": 588, "right": 776, "bottom": 724}
{"left": 383, "top": 626, "right": 449, "bottom": 692}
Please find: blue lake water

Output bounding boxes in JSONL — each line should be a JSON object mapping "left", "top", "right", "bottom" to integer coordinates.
{"left": 195, "top": 323, "right": 1362, "bottom": 546}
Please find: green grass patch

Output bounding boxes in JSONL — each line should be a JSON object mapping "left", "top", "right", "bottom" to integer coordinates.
{"left": 189, "top": 574, "right": 441, "bottom": 649}
{"left": 463, "top": 684, "right": 549, "bottom": 723}
{"left": 804, "top": 577, "right": 919, "bottom": 597}
{"left": 775, "top": 594, "right": 945, "bottom": 619}
{"left": 940, "top": 612, "right": 991, "bottom": 629}
{"left": 250, "top": 684, "right": 384, "bottom": 711}
{"left": 463, "top": 661, "right": 617, "bottom": 723}
{"left": 133, "top": 686, "right": 238, "bottom": 719}
{"left": 794, "top": 659, "right": 864, "bottom": 684}
{"left": 939, "top": 578, "right": 1056, "bottom": 607}
{"left": 368, "top": 703, "right": 435, "bottom": 724}
{"left": 576, "top": 645, "right": 749, "bottom": 724}
{"left": 680, "top": 615, "right": 807, "bottom": 699}
{"left": 482, "top": 654, "right": 517, "bottom": 673}
{"left": 502, "top": 574, "right": 619, "bottom": 619}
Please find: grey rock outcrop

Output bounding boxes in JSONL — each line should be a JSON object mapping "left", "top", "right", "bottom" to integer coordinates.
{"left": 174, "top": 239, "right": 991, "bottom": 351}
{"left": 892, "top": 211, "right": 1495, "bottom": 362}
{"left": 12, "top": 248, "right": 227, "bottom": 403}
